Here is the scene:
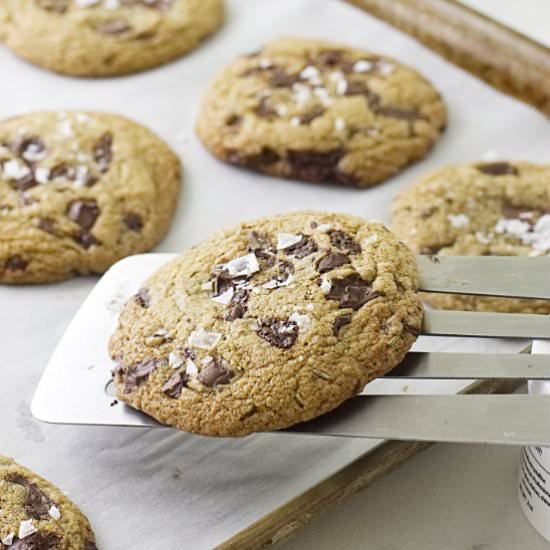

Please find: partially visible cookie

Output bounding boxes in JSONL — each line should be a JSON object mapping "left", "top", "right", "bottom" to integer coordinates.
{"left": 196, "top": 37, "right": 446, "bottom": 188}
{"left": 391, "top": 161, "right": 550, "bottom": 313}
{"left": 0, "top": 0, "right": 224, "bottom": 76}
{"left": 0, "top": 111, "right": 181, "bottom": 283}
{"left": 109, "top": 211, "right": 423, "bottom": 437}
{"left": 0, "top": 455, "right": 96, "bottom": 549}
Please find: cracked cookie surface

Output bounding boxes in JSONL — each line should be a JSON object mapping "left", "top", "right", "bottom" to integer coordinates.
{"left": 196, "top": 37, "right": 446, "bottom": 188}
{"left": 0, "top": 0, "right": 223, "bottom": 76}
{"left": 0, "top": 455, "right": 96, "bottom": 550}
{"left": 109, "top": 210, "right": 423, "bottom": 436}
{"left": 0, "top": 111, "right": 181, "bottom": 283}
{"left": 391, "top": 162, "right": 550, "bottom": 313}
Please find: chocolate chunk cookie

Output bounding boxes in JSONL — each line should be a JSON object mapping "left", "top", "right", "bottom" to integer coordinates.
{"left": 110, "top": 211, "right": 423, "bottom": 436}
{"left": 0, "top": 455, "right": 97, "bottom": 549}
{"left": 391, "top": 162, "right": 550, "bottom": 314}
{"left": 0, "top": 0, "right": 223, "bottom": 76}
{"left": 0, "top": 111, "right": 181, "bottom": 283}
{"left": 196, "top": 37, "right": 446, "bottom": 188}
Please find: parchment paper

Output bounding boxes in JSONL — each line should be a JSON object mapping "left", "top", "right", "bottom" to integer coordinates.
{"left": 1, "top": 0, "right": 549, "bottom": 548}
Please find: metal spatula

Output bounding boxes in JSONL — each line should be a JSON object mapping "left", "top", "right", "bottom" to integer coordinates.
{"left": 31, "top": 254, "right": 550, "bottom": 445}
{"left": 288, "top": 255, "right": 550, "bottom": 445}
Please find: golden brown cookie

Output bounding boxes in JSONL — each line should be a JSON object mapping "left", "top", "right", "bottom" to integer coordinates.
{"left": 0, "top": 455, "right": 96, "bottom": 549}
{"left": 196, "top": 37, "right": 446, "bottom": 188}
{"left": 110, "top": 211, "right": 423, "bottom": 437}
{"left": 0, "top": 111, "right": 181, "bottom": 283}
{"left": 0, "top": 0, "right": 224, "bottom": 76}
{"left": 391, "top": 161, "right": 550, "bottom": 313}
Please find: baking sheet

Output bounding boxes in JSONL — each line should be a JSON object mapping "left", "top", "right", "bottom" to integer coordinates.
{"left": 1, "top": 0, "right": 549, "bottom": 548}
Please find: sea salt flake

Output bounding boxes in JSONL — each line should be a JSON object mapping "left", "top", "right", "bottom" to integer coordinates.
{"left": 362, "top": 234, "right": 380, "bottom": 247}
{"left": 277, "top": 233, "right": 302, "bottom": 250}
{"left": 306, "top": 304, "right": 314, "bottom": 311}
{"left": 262, "top": 274, "right": 294, "bottom": 289}
{"left": 258, "top": 57, "right": 272, "bottom": 69}
{"left": 334, "top": 117, "right": 346, "bottom": 131}
{"left": 201, "top": 280, "right": 213, "bottom": 290}
{"left": 75, "top": 0, "right": 100, "bottom": 5}
{"left": 292, "top": 83, "right": 312, "bottom": 106}
{"left": 188, "top": 328, "right": 221, "bottom": 350}
{"left": 48, "top": 505, "right": 61, "bottom": 520}
{"left": 289, "top": 312, "right": 311, "bottom": 332}
{"left": 2, "top": 159, "right": 30, "bottom": 180}
{"left": 76, "top": 112, "right": 90, "bottom": 123}
{"left": 104, "top": 0, "right": 120, "bottom": 8}
{"left": 57, "top": 119, "right": 74, "bottom": 137}
{"left": 353, "top": 59, "right": 373, "bottom": 73}
{"left": 335, "top": 79, "right": 348, "bottom": 96}
{"left": 169, "top": 352, "right": 184, "bottom": 369}
{"left": 275, "top": 104, "right": 288, "bottom": 117}
{"left": 18, "top": 519, "right": 37, "bottom": 539}
{"left": 186, "top": 358, "right": 198, "bottom": 376}
{"left": 320, "top": 277, "right": 332, "bottom": 294}
{"left": 22, "top": 144, "right": 46, "bottom": 162}
{"left": 1, "top": 533, "right": 14, "bottom": 545}
{"left": 315, "top": 223, "right": 332, "bottom": 232}
{"left": 475, "top": 231, "right": 492, "bottom": 245}
{"left": 300, "top": 65, "right": 320, "bottom": 81}
{"left": 201, "top": 355, "right": 213, "bottom": 365}
{"left": 290, "top": 117, "right": 301, "bottom": 127}
{"left": 448, "top": 214, "right": 469, "bottom": 228}
{"left": 377, "top": 60, "right": 395, "bottom": 76}
{"left": 495, "top": 218, "right": 531, "bottom": 237}
{"left": 212, "top": 287, "right": 234, "bottom": 305}
{"left": 519, "top": 212, "right": 533, "bottom": 220}
{"left": 225, "top": 253, "right": 259, "bottom": 277}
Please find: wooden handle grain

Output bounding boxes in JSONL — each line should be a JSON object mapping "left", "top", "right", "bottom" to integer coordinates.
{"left": 344, "top": 0, "right": 550, "bottom": 117}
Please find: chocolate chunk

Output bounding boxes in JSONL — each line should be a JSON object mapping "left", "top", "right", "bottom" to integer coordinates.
{"left": 376, "top": 105, "right": 421, "bottom": 120}
{"left": 137, "top": 0, "right": 173, "bottom": 9}
{"left": 74, "top": 231, "right": 97, "bottom": 249}
{"left": 315, "top": 49, "right": 354, "bottom": 71}
{"left": 84, "top": 541, "right": 98, "bottom": 550}
{"left": 333, "top": 313, "right": 352, "bottom": 335}
{"left": 255, "top": 97, "right": 277, "bottom": 118}
{"left": 248, "top": 231, "right": 274, "bottom": 254}
{"left": 248, "top": 230, "right": 276, "bottom": 267}
{"left": 5, "top": 474, "right": 53, "bottom": 519}
{"left": 50, "top": 162, "right": 77, "bottom": 181}
{"left": 120, "top": 357, "right": 164, "bottom": 393}
{"left": 402, "top": 320, "right": 421, "bottom": 336}
{"left": 67, "top": 199, "right": 99, "bottom": 229}
{"left": 124, "top": 212, "right": 143, "bottom": 232}
{"left": 162, "top": 369, "right": 188, "bottom": 398}
{"left": 298, "top": 106, "right": 325, "bottom": 124}
{"left": 276, "top": 259, "right": 294, "bottom": 280}
{"left": 5, "top": 255, "right": 28, "bottom": 271}
{"left": 9, "top": 532, "right": 60, "bottom": 550}
{"left": 328, "top": 229, "right": 361, "bottom": 254}
{"left": 14, "top": 136, "right": 46, "bottom": 161}
{"left": 317, "top": 252, "right": 350, "bottom": 273}
{"left": 284, "top": 235, "right": 318, "bottom": 259}
{"left": 287, "top": 149, "right": 344, "bottom": 183}
{"left": 35, "top": 0, "right": 69, "bottom": 13}
{"left": 9, "top": 171, "right": 37, "bottom": 192}
{"left": 93, "top": 132, "right": 113, "bottom": 172}
{"left": 95, "top": 19, "right": 131, "bottom": 34}
{"left": 325, "top": 273, "right": 381, "bottom": 310}
{"left": 255, "top": 318, "right": 299, "bottom": 349}
{"left": 224, "top": 288, "right": 250, "bottom": 321}
{"left": 344, "top": 80, "right": 369, "bottom": 96}
{"left": 37, "top": 218, "right": 56, "bottom": 235}
{"left": 226, "top": 114, "right": 242, "bottom": 127}
{"left": 269, "top": 67, "right": 300, "bottom": 87}
{"left": 212, "top": 269, "right": 234, "bottom": 297}
{"left": 198, "top": 358, "right": 234, "bottom": 387}
{"left": 133, "top": 287, "right": 150, "bottom": 308}
{"left": 477, "top": 162, "right": 518, "bottom": 176}
{"left": 229, "top": 147, "right": 280, "bottom": 169}
{"left": 340, "top": 286, "right": 381, "bottom": 310}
